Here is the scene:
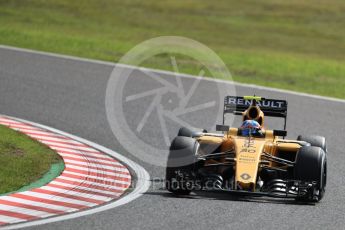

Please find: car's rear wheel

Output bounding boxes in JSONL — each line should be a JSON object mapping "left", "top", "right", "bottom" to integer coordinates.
{"left": 178, "top": 127, "right": 194, "bottom": 137}
{"left": 294, "top": 146, "right": 327, "bottom": 202}
{"left": 297, "top": 135, "right": 327, "bottom": 153}
{"left": 178, "top": 126, "right": 207, "bottom": 138}
{"left": 166, "top": 136, "right": 199, "bottom": 195}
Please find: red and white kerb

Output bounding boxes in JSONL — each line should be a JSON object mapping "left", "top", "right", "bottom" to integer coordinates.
{"left": 0, "top": 116, "right": 131, "bottom": 226}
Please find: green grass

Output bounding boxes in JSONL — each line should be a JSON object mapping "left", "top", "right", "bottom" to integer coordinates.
{"left": 0, "top": 125, "right": 62, "bottom": 194}
{"left": 0, "top": 0, "right": 345, "bottom": 98}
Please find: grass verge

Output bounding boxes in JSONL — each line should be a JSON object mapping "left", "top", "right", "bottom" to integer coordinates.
{"left": 0, "top": 124, "right": 63, "bottom": 194}
{"left": 0, "top": 0, "right": 344, "bottom": 98}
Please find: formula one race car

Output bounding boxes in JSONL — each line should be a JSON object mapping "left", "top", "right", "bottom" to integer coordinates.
{"left": 166, "top": 96, "right": 327, "bottom": 202}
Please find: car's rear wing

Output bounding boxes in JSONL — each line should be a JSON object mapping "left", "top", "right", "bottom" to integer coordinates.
{"left": 223, "top": 96, "right": 288, "bottom": 129}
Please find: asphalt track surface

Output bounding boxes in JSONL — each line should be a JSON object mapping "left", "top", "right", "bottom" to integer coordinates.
{"left": 1, "top": 46, "right": 345, "bottom": 230}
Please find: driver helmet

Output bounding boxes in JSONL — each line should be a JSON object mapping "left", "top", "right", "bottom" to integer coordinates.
{"left": 241, "top": 120, "right": 262, "bottom": 136}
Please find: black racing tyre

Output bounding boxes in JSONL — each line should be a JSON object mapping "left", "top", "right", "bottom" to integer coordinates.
{"left": 166, "top": 136, "right": 199, "bottom": 195}
{"left": 177, "top": 127, "right": 207, "bottom": 137}
{"left": 297, "top": 135, "right": 327, "bottom": 153}
{"left": 178, "top": 127, "right": 194, "bottom": 137}
{"left": 294, "top": 146, "right": 327, "bottom": 202}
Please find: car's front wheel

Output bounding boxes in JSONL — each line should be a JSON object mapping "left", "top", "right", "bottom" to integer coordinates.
{"left": 294, "top": 146, "right": 327, "bottom": 202}
{"left": 166, "top": 136, "right": 199, "bottom": 195}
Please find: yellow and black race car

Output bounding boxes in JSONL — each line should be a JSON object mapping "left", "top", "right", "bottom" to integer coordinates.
{"left": 166, "top": 96, "right": 327, "bottom": 202}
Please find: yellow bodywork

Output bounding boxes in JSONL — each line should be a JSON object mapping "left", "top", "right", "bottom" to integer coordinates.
{"left": 233, "top": 137, "right": 266, "bottom": 189}
{"left": 195, "top": 105, "right": 302, "bottom": 191}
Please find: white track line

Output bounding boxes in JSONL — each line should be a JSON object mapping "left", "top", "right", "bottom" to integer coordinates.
{"left": 0, "top": 115, "right": 150, "bottom": 230}
{"left": 0, "top": 44, "right": 344, "bottom": 104}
